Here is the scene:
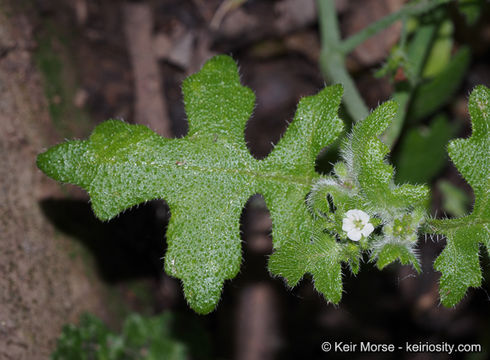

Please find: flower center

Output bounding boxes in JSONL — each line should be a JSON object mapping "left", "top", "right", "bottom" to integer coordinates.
{"left": 353, "top": 219, "right": 364, "bottom": 230}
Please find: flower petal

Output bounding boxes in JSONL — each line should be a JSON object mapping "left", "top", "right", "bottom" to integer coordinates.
{"left": 351, "top": 209, "right": 362, "bottom": 218}
{"left": 358, "top": 211, "right": 370, "bottom": 223}
{"left": 347, "top": 229, "right": 362, "bottom": 241}
{"left": 342, "top": 218, "right": 353, "bottom": 232}
{"left": 361, "top": 222, "right": 374, "bottom": 237}
{"left": 345, "top": 209, "right": 357, "bottom": 219}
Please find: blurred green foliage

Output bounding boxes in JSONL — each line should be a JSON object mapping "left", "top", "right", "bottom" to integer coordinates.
{"left": 438, "top": 180, "right": 471, "bottom": 218}
{"left": 34, "top": 20, "right": 92, "bottom": 137}
{"left": 395, "top": 115, "right": 455, "bottom": 184}
{"left": 458, "top": 0, "right": 485, "bottom": 25}
{"left": 377, "top": 5, "right": 471, "bottom": 147}
{"left": 51, "top": 312, "right": 210, "bottom": 360}
{"left": 408, "top": 47, "right": 470, "bottom": 123}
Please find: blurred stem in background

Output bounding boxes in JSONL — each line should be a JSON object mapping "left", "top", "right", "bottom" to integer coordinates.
{"left": 317, "top": 0, "right": 478, "bottom": 221}
{"left": 317, "top": 0, "right": 454, "bottom": 148}
{"left": 317, "top": 0, "right": 369, "bottom": 122}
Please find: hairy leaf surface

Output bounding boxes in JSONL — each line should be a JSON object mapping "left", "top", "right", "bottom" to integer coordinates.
{"left": 432, "top": 85, "right": 490, "bottom": 306}
{"left": 37, "top": 55, "right": 344, "bottom": 313}
{"left": 270, "top": 101, "right": 429, "bottom": 301}
{"left": 345, "top": 101, "right": 429, "bottom": 212}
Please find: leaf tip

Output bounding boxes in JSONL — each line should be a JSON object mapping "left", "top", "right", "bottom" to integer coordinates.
{"left": 36, "top": 149, "right": 50, "bottom": 174}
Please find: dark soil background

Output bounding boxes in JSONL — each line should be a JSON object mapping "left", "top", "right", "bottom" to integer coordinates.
{"left": 2, "top": 0, "right": 490, "bottom": 359}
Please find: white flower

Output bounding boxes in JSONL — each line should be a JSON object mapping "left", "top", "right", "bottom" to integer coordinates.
{"left": 342, "top": 209, "right": 374, "bottom": 241}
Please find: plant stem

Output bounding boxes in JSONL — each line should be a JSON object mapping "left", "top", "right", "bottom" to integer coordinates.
{"left": 317, "top": 0, "right": 369, "bottom": 121}
{"left": 381, "top": 21, "right": 439, "bottom": 147}
{"left": 340, "top": 0, "right": 450, "bottom": 55}
{"left": 317, "top": 0, "right": 449, "bottom": 134}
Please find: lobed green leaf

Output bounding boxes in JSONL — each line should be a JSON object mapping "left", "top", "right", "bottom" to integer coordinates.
{"left": 38, "top": 54, "right": 487, "bottom": 312}
{"left": 37, "top": 55, "right": 344, "bottom": 313}
{"left": 268, "top": 229, "right": 344, "bottom": 304}
{"left": 432, "top": 85, "right": 490, "bottom": 306}
{"left": 344, "top": 101, "right": 429, "bottom": 212}
{"left": 374, "top": 243, "right": 421, "bottom": 272}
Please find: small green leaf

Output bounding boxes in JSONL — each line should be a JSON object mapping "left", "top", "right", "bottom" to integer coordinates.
{"left": 434, "top": 226, "right": 483, "bottom": 306}
{"left": 422, "top": 19, "right": 453, "bottom": 78}
{"left": 375, "top": 243, "right": 421, "bottom": 273}
{"left": 432, "top": 85, "right": 490, "bottom": 306}
{"left": 269, "top": 230, "right": 344, "bottom": 304}
{"left": 37, "top": 55, "right": 344, "bottom": 313}
{"left": 405, "top": 18, "right": 439, "bottom": 83}
{"left": 408, "top": 47, "right": 471, "bottom": 122}
{"left": 345, "top": 101, "right": 429, "bottom": 211}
